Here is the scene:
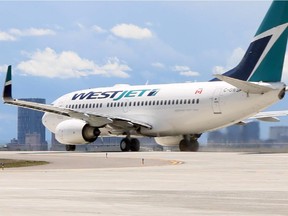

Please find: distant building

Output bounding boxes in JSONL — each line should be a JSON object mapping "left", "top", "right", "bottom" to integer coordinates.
{"left": 226, "top": 125, "right": 242, "bottom": 143}
{"left": 207, "top": 130, "right": 225, "bottom": 144}
{"left": 207, "top": 122, "right": 260, "bottom": 146}
{"left": 242, "top": 122, "right": 260, "bottom": 143}
{"left": 270, "top": 126, "right": 288, "bottom": 142}
{"left": 17, "top": 98, "right": 47, "bottom": 151}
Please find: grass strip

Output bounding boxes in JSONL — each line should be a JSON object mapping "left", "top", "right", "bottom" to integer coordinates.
{"left": 0, "top": 158, "right": 49, "bottom": 168}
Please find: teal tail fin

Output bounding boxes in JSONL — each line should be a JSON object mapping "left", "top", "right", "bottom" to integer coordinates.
{"left": 219, "top": 1, "right": 288, "bottom": 82}
{"left": 3, "top": 65, "right": 12, "bottom": 100}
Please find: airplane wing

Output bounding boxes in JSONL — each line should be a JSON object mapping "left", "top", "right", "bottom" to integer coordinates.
{"left": 2, "top": 65, "right": 152, "bottom": 130}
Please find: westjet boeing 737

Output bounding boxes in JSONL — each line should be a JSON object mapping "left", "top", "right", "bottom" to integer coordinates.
{"left": 3, "top": 1, "right": 288, "bottom": 151}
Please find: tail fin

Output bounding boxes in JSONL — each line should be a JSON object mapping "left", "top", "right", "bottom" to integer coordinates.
{"left": 3, "top": 65, "right": 12, "bottom": 101}
{"left": 221, "top": 1, "right": 288, "bottom": 82}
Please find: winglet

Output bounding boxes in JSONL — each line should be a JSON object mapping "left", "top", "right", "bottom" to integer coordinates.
{"left": 3, "top": 65, "right": 13, "bottom": 101}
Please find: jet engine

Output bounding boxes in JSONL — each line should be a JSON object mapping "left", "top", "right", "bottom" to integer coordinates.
{"left": 55, "top": 119, "right": 100, "bottom": 144}
{"left": 154, "top": 136, "right": 182, "bottom": 146}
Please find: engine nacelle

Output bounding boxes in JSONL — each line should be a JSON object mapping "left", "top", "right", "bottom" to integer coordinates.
{"left": 154, "top": 136, "right": 182, "bottom": 147}
{"left": 55, "top": 119, "right": 100, "bottom": 145}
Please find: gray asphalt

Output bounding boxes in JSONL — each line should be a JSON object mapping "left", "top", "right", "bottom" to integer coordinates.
{"left": 1, "top": 151, "right": 288, "bottom": 216}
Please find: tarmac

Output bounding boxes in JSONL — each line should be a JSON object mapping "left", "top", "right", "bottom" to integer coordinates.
{"left": 1, "top": 151, "right": 288, "bottom": 216}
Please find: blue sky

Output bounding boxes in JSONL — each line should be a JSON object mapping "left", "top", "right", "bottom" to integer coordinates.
{"left": 0, "top": 1, "right": 287, "bottom": 144}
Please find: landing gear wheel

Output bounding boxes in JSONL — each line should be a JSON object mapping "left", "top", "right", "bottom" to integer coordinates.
{"left": 179, "top": 139, "right": 190, "bottom": 151}
{"left": 120, "top": 138, "right": 131, "bottom": 152}
{"left": 179, "top": 139, "right": 199, "bottom": 152}
{"left": 130, "top": 138, "right": 140, "bottom": 152}
{"left": 66, "top": 145, "right": 76, "bottom": 151}
{"left": 190, "top": 140, "right": 199, "bottom": 152}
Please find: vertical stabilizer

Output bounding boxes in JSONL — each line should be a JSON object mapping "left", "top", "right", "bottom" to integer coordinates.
{"left": 219, "top": 1, "right": 288, "bottom": 82}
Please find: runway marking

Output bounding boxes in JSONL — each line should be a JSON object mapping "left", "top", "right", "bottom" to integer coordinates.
{"left": 169, "top": 160, "right": 183, "bottom": 165}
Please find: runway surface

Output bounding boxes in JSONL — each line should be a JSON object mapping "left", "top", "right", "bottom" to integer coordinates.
{"left": 1, "top": 151, "right": 288, "bottom": 215}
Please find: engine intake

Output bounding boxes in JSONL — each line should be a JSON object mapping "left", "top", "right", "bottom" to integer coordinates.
{"left": 55, "top": 119, "right": 100, "bottom": 145}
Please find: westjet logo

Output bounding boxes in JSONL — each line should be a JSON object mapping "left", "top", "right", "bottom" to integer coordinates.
{"left": 72, "top": 89, "right": 160, "bottom": 101}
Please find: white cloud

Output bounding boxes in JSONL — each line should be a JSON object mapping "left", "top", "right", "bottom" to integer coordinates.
{"left": 92, "top": 25, "right": 106, "bottom": 33}
{"left": 0, "top": 28, "right": 55, "bottom": 41}
{"left": 173, "top": 65, "right": 190, "bottom": 72}
{"left": 9, "top": 28, "right": 55, "bottom": 37}
{"left": 151, "top": 62, "right": 165, "bottom": 69}
{"left": 76, "top": 22, "right": 86, "bottom": 30}
{"left": 111, "top": 23, "right": 152, "bottom": 39}
{"left": 172, "top": 65, "right": 200, "bottom": 77}
{"left": 179, "top": 71, "right": 200, "bottom": 77}
{"left": 0, "top": 31, "right": 16, "bottom": 41}
{"left": 17, "top": 48, "right": 131, "bottom": 79}
{"left": 0, "top": 64, "right": 8, "bottom": 73}
{"left": 213, "top": 47, "right": 245, "bottom": 74}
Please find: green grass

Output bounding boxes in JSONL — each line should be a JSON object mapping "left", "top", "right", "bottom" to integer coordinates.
{"left": 0, "top": 158, "right": 49, "bottom": 168}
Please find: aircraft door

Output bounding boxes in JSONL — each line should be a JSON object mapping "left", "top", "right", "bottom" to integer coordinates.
{"left": 212, "top": 88, "right": 222, "bottom": 114}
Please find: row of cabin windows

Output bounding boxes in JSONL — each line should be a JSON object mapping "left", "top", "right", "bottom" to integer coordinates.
{"left": 67, "top": 103, "right": 103, "bottom": 109}
{"left": 107, "top": 98, "right": 199, "bottom": 108}
{"left": 66, "top": 98, "right": 200, "bottom": 110}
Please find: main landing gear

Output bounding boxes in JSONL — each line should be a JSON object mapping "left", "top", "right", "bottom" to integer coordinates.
{"left": 64, "top": 137, "right": 141, "bottom": 152}
{"left": 120, "top": 137, "right": 140, "bottom": 152}
{"left": 179, "top": 134, "right": 201, "bottom": 152}
{"left": 66, "top": 144, "right": 76, "bottom": 151}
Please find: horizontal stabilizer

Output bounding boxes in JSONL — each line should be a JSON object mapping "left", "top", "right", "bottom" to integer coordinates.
{"left": 255, "top": 116, "right": 280, "bottom": 122}
{"left": 249, "top": 110, "right": 288, "bottom": 122}
{"left": 214, "top": 74, "right": 273, "bottom": 94}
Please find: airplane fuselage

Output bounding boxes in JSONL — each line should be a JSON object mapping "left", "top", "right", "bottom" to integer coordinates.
{"left": 42, "top": 81, "right": 285, "bottom": 145}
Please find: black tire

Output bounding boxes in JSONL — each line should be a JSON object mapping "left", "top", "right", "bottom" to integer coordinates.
{"left": 130, "top": 138, "right": 140, "bottom": 152}
{"left": 189, "top": 140, "right": 199, "bottom": 152}
{"left": 120, "top": 138, "right": 131, "bottom": 152}
{"left": 179, "top": 139, "right": 189, "bottom": 151}
{"left": 66, "top": 145, "right": 76, "bottom": 151}
{"left": 179, "top": 139, "right": 199, "bottom": 152}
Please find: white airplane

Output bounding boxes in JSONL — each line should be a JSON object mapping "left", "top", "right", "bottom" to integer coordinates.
{"left": 3, "top": 1, "right": 288, "bottom": 152}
